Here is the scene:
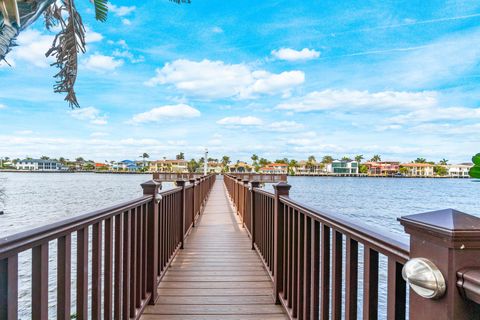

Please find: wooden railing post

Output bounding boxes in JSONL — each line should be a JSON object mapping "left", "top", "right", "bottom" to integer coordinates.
{"left": 141, "top": 179, "right": 162, "bottom": 304}
{"left": 176, "top": 180, "right": 187, "bottom": 249}
{"left": 273, "top": 182, "right": 291, "bottom": 304}
{"left": 399, "top": 209, "right": 480, "bottom": 319}
{"left": 189, "top": 179, "right": 196, "bottom": 227}
{"left": 250, "top": 181, "right": 260, "bottom": 250}
{"left": 242, "top": 180, "right": 249, "bottom": 226}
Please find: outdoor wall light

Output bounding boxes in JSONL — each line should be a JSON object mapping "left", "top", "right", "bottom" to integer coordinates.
{"left": 155, "top": 194, "right": 163, "bottom": 203}
{"left": 402, "top": 258, "right": 446, "bottom": 299}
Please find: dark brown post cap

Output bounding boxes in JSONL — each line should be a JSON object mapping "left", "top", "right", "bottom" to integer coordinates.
{"left": 176, "top": 179, "right": 187, "bottom": 187}
{"left": 251, "top": 181, "right": 261, "bottom": 188}
{"left": 273, "top": 182, "right": 291, "bottom": 196}
{"left": 189, "top": 179, "right": 196, "bottom": 184}
{"left": 141, "top": 180, "right": 162, "bottom": 195}
{"left": 399, "top": 209, "right": 480, "bottom": 249}
{"left": 243, "top": 179, "right": 249, "bottom": 185}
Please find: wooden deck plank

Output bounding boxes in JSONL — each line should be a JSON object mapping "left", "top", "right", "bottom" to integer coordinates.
{"left": 141, "top": 178, "right": 288, "bottom": 320}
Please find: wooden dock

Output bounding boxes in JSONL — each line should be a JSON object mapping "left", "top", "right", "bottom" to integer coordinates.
{"left": 141, "top": 178, "right": 288, "bottom": 319}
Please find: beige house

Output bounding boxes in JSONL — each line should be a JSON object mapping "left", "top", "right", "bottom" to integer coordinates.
{"left": 258, "top": 163, "right": 288, "bottom": 174}
{"left": 400, "top": 163, "right": 435, "bottom": 177}
{"left": 149, "top": 159, "right": 189, "bottom": 173}
{"left": 293, "top": 161, "right": 325, "bottom": 175}
{"left": 207, "top": 162, "right": 223, "bottom": 174}
{"left": 229, "top": 162, "right": 253, "bottom": 173}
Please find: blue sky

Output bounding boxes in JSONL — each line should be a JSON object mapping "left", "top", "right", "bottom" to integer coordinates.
{"left": 1, "top": 0, "right": 480, "bottom": 163}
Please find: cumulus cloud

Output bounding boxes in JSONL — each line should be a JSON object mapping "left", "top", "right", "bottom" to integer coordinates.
{"left": 267, "top": 121, "right": 304, "bottom": 132}
{"left": 0, "top": 104, "right": 6, "bottom": 109}
{"left": 277, "top": 89, "right": 437, "bottom": 112}
{"left": 387, "top": 106, "right": 480, "bottom": 124}
{"left": 83, "top": 54, "right": 124, "bottom": 72}
{"left": 70, "top": 107, "right": 108, "bottom": 125}
{"left": 108, "top": 4, "right": 136, "bottom": 16}
{"left": 212, "top": 26, "right": 223, "bottom": 33}
{"left": 145, "top": 59, "right": 304, "bottom": 99}
{"left": 217, "top": 116, "right": 263, "bottom": 126}
{"left": 131, "top": 104, "right": 201, "bottom": 123}
{"left": 271, "top": 48, "right": 320, "bottom": 61}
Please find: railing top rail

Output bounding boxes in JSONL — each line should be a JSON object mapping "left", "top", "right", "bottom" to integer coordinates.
{"left": 253, "top": 187, "right": 275, "bottom": 199}
{"left": 0, "top": 195, "right": 152, "bottom": 259}
{"left": 279, "top": 195, "right": 409, "bottom": 262}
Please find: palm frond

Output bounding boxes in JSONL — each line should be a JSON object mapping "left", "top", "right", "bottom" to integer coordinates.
{"left": 45, "top": 0, "right": 85, "bottom": 108}
{"left": 93, "top": 0, "right": 108, "bottom": 22}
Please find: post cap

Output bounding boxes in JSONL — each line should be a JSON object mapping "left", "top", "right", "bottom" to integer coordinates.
{"left": 189, "top": 179, "right": 196, "bottom": 184}
{"left": 250, "top": 181, "right": 261, "bottom": 188}
{"left": 273, "top": 181, "right": 291, "bottom": 196}
{"left": 399, "top": 208, "right": 480, "bottom": 248}
{"left": 141, "top": 180, "right": 162, "bottom": 195}
{"left": 176, "top": 179, "right": 187, "bottom": 187}
{"left": 243, "top": 179, "right": 249, "bottom": 184}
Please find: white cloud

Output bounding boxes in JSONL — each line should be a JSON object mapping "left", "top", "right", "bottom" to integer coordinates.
{"left": 145, "top": 59, "right": 305, "bottom": 99}
{"left": 131, "top": 104, "right": 201, "bottom": 123}
{"left": 14, "top": 130, "right": 33, "bottom": 135}
{"left": 0, "top": 104, "right": 6, "bottom": 109}
{"left": 277, "top": 89, "right": 437, "bottom": 112}
{"left": 212, "top": 26, "right": 223, "bottom": 33}
{"left": 108, "top": 4, "right": 136, "bottom": 17}
{"left": 85, "top": 27, "right": 103, "bottom": 43}
{"left": 387, "top": 106, "right": 480, "bottom": 124}
{"left": 70, "top": 107, "right": 108, "bottom": 125}
{"left": 217, "top": 116, "right": 263, "bottom": 126}
{"left": 83, "top": 54, "right": 124, "bottom": 72}
{"left": 90, "top": 132, "right": 108, "bottom": 137}
{"left": 122, "top": 19, "right": 132, "bottom": 26}
{"left": 9, "top": 30, "right": 54, "bottom": 68}
{"left": 410, "top": 123, "right": 480, "bottom": 135}
{"left": 271, "top": 48, "right": 320, "bottom": 61}
{"left": 267, "top": 121, "right": 304, "bottom": 132}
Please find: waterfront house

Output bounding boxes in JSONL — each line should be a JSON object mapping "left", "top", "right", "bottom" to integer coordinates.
{"left": 446, "top": 163, "right": 473, "bottom": 178}
{"left": 294, "top": 160, "right": 325, "bottom": 175}
{"left": 95, "top": 163, "right": 109, "bottom": 170}
{"left": 229, "top": 162, "right": 253, "bottom": 173}
{"left": 364, "top": 161, "right": 400, "bottom": 176}
{"left": 207, "top": 161, "right": 223, "bottom": 174}
{"left": 258, "top": 163, "right": 288, "bottom": 174}
{"left": 325, "top": 160, "right": 359, "bottom": 174}
{"left": 400, "top": 163, "right": 435, "bottom": 177}
{"left": 149, "top": 159, "right": 189, "bottom": 173}
{"left": 15, "top": 159, "right": 63, "bottom": 171}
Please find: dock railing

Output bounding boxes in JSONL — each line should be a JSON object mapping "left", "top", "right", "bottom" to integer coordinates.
{"left": 224, "top": 173, "right": 480, "bottom": 320}
{"left": 0, "top": 174, "right": 215, "bottom": 320}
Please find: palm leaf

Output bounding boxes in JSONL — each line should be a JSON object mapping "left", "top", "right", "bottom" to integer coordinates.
{"left": 93, "top": 0, "right": 108, "bottom": 22}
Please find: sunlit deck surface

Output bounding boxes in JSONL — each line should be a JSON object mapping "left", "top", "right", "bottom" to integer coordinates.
{"left": 141, "top": 179, "right": 288, "bottom": 319}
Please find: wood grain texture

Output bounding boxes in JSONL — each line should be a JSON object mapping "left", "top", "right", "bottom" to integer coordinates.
{"left": 141, "top": 178, "right": 287, "bottom": 320}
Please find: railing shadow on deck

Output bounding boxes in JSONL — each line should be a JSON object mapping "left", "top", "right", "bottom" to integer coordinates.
{"left": 0, "top": 174, "right": 215, "bottom": 320}
{"left": 223, "top": 173, "right": 480, "bottom": 320}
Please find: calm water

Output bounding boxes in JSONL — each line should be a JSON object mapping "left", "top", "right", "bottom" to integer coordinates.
{"left": 1, "top": 173, "right": 479, "bottom": 319}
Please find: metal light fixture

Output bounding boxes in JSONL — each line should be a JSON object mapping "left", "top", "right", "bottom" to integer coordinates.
{"left": 402, "top": 258, "right": 446, "bottom": 299}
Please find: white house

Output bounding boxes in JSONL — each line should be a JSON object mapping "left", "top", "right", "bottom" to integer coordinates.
{"left": 325, "top": 160, "right": 359, "bottom": 174}
{"left": 16, "top": 159, "right": 63, "bottom": 171}
{"left": 446, "top": 164, "right": 473, "bottom": 178}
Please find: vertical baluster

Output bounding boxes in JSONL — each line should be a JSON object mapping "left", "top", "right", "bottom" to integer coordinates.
{"left": 282, "top": 204, "right": 289, "bottom": 300}
{"left": 92, "top": 222, "right": 102, "bottom": 319}
{"left": 303, "top": 216, "right": 312, "bottom": 319}
{"left": 363, "top": 247, "right": 379, "bottom": 320}
{"left": 77, "top": 228, "right": 88, "bottom": 319}
{"left": 57, "top": 235, "right": 71, "bottom": 320}
{"left": 136, "top": 206, "right": 142, "bottom": 308}
{"left": 104, "top": 218, "right": 113, "bottom": 320}
{"left": 129, "top": 208, "right": 137, "bottom": 318}
{"left": 32, "top": 243, "right": 48, "bottom": 320}
{"left": 332, "top": 230, "right": 343, "bottom": 320}
{"left": 142, "top": 204, "right": 148, "bottom": 300}
{"left": 159, "top": 200, "right": 164, "bottom": 274}
{"left": 0, "top": 255, "right": 18, "bottom": 320}
{"left": 320, "top": 224, "right": 330, "bottom": 320}
{"left": 345, "top": 236, "right": 358, "bottom": 320}
{"left": 286, "top": 207, "right": 292, "bottom": 304}
{"left": 296, "top": 213, "right": 305, "bottom": 319}
{"left": 291, "top": 209, "right": 297, "bottom": 311}
{"left": 387, "top": 259, "right": 406, "bottom": 320}
{"left": 122, "top": 211, "right": 131, "bottom": 320}
{"left": 114, "top": 214, "right": 123, "bottom": 320}
{"left": 311, "top": 220, "right": 320, "bottom": 319}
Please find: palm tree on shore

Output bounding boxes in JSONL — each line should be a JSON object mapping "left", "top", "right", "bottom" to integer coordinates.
{"left": 221, "top": 156, "right": 231, "bottom": 171}
{"left": 355, "top": 155, "right": 364, "bottom": 163}
{"left": 415, "top": 158, "right": 427, "bottom": 163}
{"left": 140, "top": 153, "right": 150, "bottom": 168}
{"left": 322, "top": 155, "right": 333, "bottom": 164}
{"left": 439, "top": 158, "right": 448, "bottom": 165}
{"left": 370, "top": 155, "right": 381, "bottom": 162}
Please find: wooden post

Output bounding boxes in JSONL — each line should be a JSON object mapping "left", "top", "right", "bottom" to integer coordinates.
{"left": 399, "top": 209, "right": 480, "bottom": 319}
{"left": 141, "top": 179, "right": 162, "bottom": 304}
{"left": 176, "top": 180, "right": 187, "bottom": 249}
{"left": 242, "top": 180, "right": 249, "bottom": 226}
{"left": 273, "top": 182, "right": 291, "bottom": 304}
{"left": 250, "top": 181, "right": 260, "bottom": 250}
{"left": 189, "top": 179, "right": 196, "bottom": 226}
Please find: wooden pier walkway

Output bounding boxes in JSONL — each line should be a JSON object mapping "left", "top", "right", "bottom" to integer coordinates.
{"left": 141, "top": 178, "right": 288, "bottom": 319}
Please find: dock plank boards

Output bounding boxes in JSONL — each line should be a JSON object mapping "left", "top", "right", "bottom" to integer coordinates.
{"left": 141, "top": 178, "right": 287, "bottom": 320}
